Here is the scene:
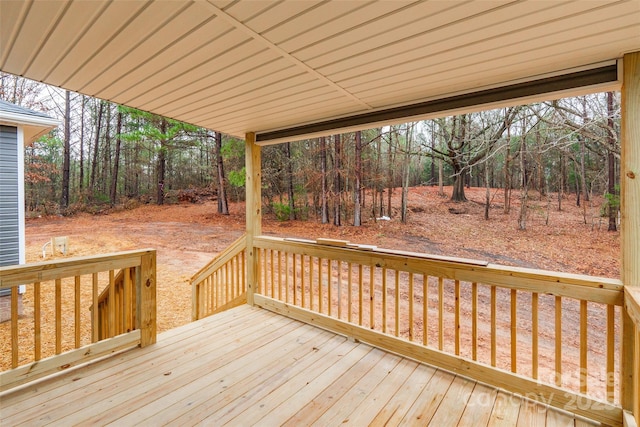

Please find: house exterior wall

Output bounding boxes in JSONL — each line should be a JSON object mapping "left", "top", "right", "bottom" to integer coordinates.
{"left": 0, "top": 125, "right": 25, "bottom": 298}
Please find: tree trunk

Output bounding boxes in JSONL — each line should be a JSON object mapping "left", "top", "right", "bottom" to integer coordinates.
{"left": 579, "top": 135, "right": 589, "bottom": 203}
{"left": 518, "top": 138, "right": 528, "bottom": 230}
{"left": 79, "top": 96, "right": 85, "bottom": 193}
{"left": 484, "top": 159, "right": 490, "bottom": 220}
{"left": 60, "top": 90, "right": 71, "bottom": 211}
{"left": 450, "top": 115, "right": 467, "bottom": 202}
{"left": 451, "top": 168, "right": 467, "bottom": 202}
{"left": 101, "top": 104, "right": 111, "bottom": 195}
{"left": 320, "top": 137, "right": 329, "bottom": 224}
{"left": 216, "top": 131, "right": 229, "bottom": 214}
{"left": 387, "top": 129, "right": 395, "bottom": 216}
{"left": 504, "top": 129, "right": 511, "bottom": 214}
{"left": 157, "top": 119, "right": 167, "bottom": 205}
{"left": 558, "top": 151, "right": 564, "bottom": 211}
{"left": 354, "top": 130, "right": 362, "bottom": 226}
{"left": 334, "top": 134, "right": 342, "bottom": 226}
{"left": 110, "top": 110, "right": 122, "bottom": 206}
{"left": 607, "top": 91, "right": 617, "bottom": 231}
{"left": 438, "top": 157, "right": 444, "bottom": 196}
{"left": 90, "top": 101, "right": 105, "bottom": 194}
{"left": 400, "top": 126, "right": 412, "bottom": 224}
{"left": 286, "top": 141, "right": 296, "bottom": 220}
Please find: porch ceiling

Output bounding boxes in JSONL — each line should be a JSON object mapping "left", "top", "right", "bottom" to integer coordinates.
{"left": 1, "top": 0, "right": 639, "bottom": 144}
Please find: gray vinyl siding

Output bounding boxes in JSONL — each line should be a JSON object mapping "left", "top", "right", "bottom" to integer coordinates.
{"left": 0, "top": 125, "right": 19, "bottom": 296}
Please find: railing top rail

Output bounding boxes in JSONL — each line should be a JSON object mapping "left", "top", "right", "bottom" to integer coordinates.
{"left": 254, "top": 235, "right": 623, "bottom": 304}
{"left": 0, "top": 248, "right": 156, "bottom": 288}
{"left": 190, "top": 234, "right": 246, "bottom": 285}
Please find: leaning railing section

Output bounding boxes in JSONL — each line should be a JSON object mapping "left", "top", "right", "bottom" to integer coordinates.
{"left": 191, "top": 234, "right": 246, "bottom": 320}
{"left": 252, "top": 236, "right": 624, "bottom": 426}
{"left": 0, "top": 249, "right": 156, "bottom": 391}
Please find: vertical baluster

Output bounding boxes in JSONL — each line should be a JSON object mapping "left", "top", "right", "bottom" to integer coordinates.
{"left": 211, "top": 274, "right": 215, "bottom": 313}
{"left": 382, "top": 268, "right": 387, "bottom": 333}
{"left": 237, "top": 254, "right": 241, "bottom": 297}
{"left": 75, "top": 276, "right": 81, "bottom": 348}
{"left": 301, "top": 255, "right": 306, "bottom": 309}
{"left": 423, "top": 274, "right": 428, "bottom": 346}
{"left": 227, "top": 260, "right": 232, "bottom": 300}
{"left": 580, "top": 299, "right": 588, "bottom": 394}
{"left": 293, "top": 254, "right": 297, "bottom": 305}
{"left": 455, "top": 280, "right": 460, "bottom": 355}
{"left": 472, "top": 282, "right": 477, "bottom": 361}
{"left": 606, "top": 304, "right": 615, "bottom": 402}
{"left": 108, "top": 271, "right": 115, "bottom": 339}
{"left": 359, "top": 264, "right": 364, "bottom": 326}
{"left": 277, "top": 251, "right": 282, "bottom": 301}
{"left": 233, "top": 256, "right": 237, "bottom": 298}
{"left": 124, "top": 268, "right": 134, "bottom": 332}
{"left": 439, "top": 277, "right": 444, "bottom": 351}
{"left": 214, "top": 271, "right": 219, "bottom": 310}
{"left": 115, "top": 277, "right": 121, "bottom": 335}
{"left": 243, "top": 249, "right": 247, "bottom": 294}
{"left": 319, "top": 258, "right": 324, "bottom": 314}
{"left": 395, "top": 270, "right": 400, "bottom": 337}
{"left": 511, "top": 289, "right": 517, "bottom": 373}
{"left": 369, "top": 265, "right": 375, "bottom": 330}
{"left": 408, "top": 273, "right": 414, "bottom": 341}
{"left": 11, "top": 286, "right": 18, "bottom": 368}
{"left": 491, "top": 285, "right": 496, "bottom": 366}
{"left": 327, "top": 259, "right": 332, "bottom": 316}
{"left": 34, "top": 281, "right": 41, "bottom": 360}
{"left": 218, "top": 269, "right": 223, "bottom": 309}
{"left": 92, "top": 273, "right": 98, "bottom": 343}
{"left": 347, "top": 262, "right": 353, "bottom": 323}
{"left": 555, "top": 296, "right": 562, "bottom": 387}
{"left": 285, "top": 253, "right": 290, "bottom": 304}
{"left": 532, "top": 292, "right": 539, "bottom": 379}
{"left": 309, "top": 256, "right": 314, "bottom": 310}
{"left": 56, "top": 278, "right": 62, "bottom": 353}
{"left": 270, "top": 250, "right": 275, "bottom": 298}
{"left": 230, "top": 257, "right": 235, "bottom": 299}
{"left": 337, "top": 260, "right": 342, "bottom": 319}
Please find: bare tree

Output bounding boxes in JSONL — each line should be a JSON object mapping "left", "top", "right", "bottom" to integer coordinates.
{"left": 60, "top": 90, "right": 71, "bottom": 210}
{"left": 353, "top": 131, "right": 362, "bottom": 226}
{"left": 215, "top": 131, "right": 229, "bottom": 215}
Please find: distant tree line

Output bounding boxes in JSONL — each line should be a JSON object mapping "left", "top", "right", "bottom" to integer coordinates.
{"left": 0, "top": 73, "right": 620, "bottom": 231}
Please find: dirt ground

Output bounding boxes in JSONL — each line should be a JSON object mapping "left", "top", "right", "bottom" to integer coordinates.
{"left": 1, "top": 186, "right": 619, "bottom": 372}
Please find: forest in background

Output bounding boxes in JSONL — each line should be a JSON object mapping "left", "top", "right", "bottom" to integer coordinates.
{"left": 0, "top": 72, "right": 620, "bottom": 232}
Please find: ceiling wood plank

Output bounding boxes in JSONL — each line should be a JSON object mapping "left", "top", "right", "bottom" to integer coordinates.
{"left": 200, "top": 0, "right": 372, "bottom": 109}
{"left": 82, "top": 2, "right": 215, "bottom": 96}
{"left": 149, "top": 61, "right": 304, "bottom": 117}
{"left": 350, "top": 15, "right": 639, "bottom": 100}
{"left": 44, "top": 1, "right": 152, "bottom": 87}
{"left": 119, "top": 29, "right": 252, "bottom": 106}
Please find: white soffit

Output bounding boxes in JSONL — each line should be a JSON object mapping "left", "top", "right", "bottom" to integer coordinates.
{"left": 1, "top": 0, "right": 638, "bottom": 143}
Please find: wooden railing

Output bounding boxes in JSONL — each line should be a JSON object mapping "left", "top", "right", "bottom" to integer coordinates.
{"left": 0, "top": 249, "right": 156, "bottom": 391}
{"left": 252, "top": 236, "right": 625, "bottom": 426}
{"left": 624, "top": 287, "right": 640, "bottom": 426}
{"left": 94, "top": 267, "right": 137, "bottom": 341}
{"left": 191, "top": 234, "right": 246, "bottom": 320}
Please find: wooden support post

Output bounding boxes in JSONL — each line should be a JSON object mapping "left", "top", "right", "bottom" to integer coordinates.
{"left": 621, "top": 51, "right": 640, "bottom": 417}
{"left": 138, "top": 250, "right": 156, "bottom": 347}
{"left": 246, "top": 132, "right": 261, "bottom": 305}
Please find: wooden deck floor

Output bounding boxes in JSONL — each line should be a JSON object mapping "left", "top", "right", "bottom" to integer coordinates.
{"left": 1, "top": 305, "right": 599, "bottom": 426}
